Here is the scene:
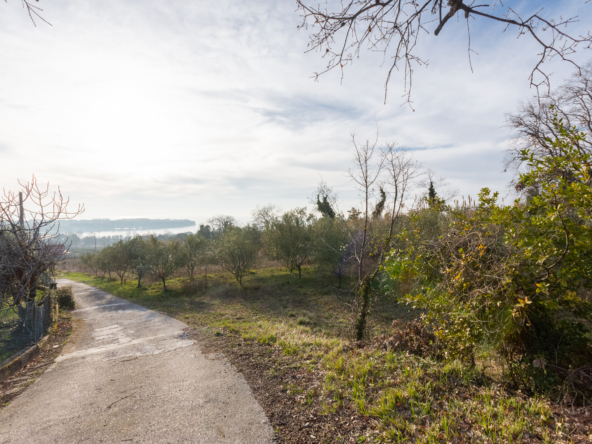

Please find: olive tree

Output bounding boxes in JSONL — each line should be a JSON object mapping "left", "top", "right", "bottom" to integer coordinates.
{"left": 148, "top": 237, "right": 187, "bottom": 293}
{"left": 111, "top": 240, "right": 133, "bottom": 286}
{"left": 94, "top": 247, "right": 114, "bottom": 279}
{"left": 215, "top": 226, "right": 259, "bottom": 287}
{"left": 97, "top": 245, "right": 118, "bottom": 279}
{"left": 184, "top": 233, "right": 207, "bottom": 286}
{"left": 128, "top": 236, "right": 151, "bottom": 288}
{"left": 201, "top": 239, "right": 216, "bottom": 289}
{"left": 81, "top": 252, "right": 99, "bottom": 277}
{"left": 263, "top": 208, "right": 313, "bottom": 278}
{"left": 312, "top": 216, "right": 349, "bottom": 288}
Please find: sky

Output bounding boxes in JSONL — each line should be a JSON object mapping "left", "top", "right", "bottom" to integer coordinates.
{"left": 1, "top": 0, "right": 591, "bottom": 225}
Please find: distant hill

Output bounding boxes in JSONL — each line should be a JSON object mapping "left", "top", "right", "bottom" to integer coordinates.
{"left": 58, "top": 218, "right": 195, "bottom": 233}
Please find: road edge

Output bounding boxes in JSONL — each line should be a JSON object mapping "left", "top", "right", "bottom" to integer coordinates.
{"left": 0, "top": 334, "right": 50, "bottom": 384}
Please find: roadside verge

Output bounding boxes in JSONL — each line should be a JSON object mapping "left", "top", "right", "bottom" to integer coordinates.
{"left": 0, "top": 315, "right": 73, "bottom": 409}
{"left": 0, "top": 335, "right": 51, "bottom": 384}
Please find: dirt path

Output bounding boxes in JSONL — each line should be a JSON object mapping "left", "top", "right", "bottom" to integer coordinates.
{"left": 0, "top": 280, "right": 274, "bottom": 443}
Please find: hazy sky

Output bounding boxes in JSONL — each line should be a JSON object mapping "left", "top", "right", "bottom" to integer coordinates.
{"left": 1, "top": 1, "right": 591, "bottom": 224}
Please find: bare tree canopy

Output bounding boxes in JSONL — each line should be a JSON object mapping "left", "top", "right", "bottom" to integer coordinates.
{"left": 0, "top": 176, "right": 84, "bottom": 306}
{"left": 506, "top": 61, "right": 592, "bottom": 173}
{"left": 297, "top": 0, "right": 592, "bottom": 102}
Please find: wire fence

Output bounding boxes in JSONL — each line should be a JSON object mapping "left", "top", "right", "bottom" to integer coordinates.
{"left": 0, "top": 292, "right": 54, "bottom": 365}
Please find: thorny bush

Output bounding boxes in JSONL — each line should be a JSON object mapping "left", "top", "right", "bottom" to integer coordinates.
{"left": 388, "top": 119, "right": 592, "bottom": 401}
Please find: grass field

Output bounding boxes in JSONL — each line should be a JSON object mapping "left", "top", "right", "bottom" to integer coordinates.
{"left": 62, "top": 267, "right": 591, "bottom": 443}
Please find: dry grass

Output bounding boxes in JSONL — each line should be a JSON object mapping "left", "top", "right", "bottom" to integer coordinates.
{"left": 62, "top": 268, "right": 592, "bottom": 443}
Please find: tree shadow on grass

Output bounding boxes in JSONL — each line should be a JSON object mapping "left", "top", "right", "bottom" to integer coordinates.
{"left": 195, "top": 267, "right": 420, "bottom": 340}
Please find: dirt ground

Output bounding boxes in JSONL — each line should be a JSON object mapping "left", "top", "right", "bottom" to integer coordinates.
{"left": 193, "top": 327, "right": 592, "bottom": 444}
{"left": 193, "top": 328, "right": 378, "bottom": 444}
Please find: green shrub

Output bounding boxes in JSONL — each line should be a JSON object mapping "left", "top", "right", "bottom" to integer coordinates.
{"left": 55, "top": 286, "right": 75, "bottom": 309}
{"left": 388, "top": 119, "right": 592, "bottom": 396}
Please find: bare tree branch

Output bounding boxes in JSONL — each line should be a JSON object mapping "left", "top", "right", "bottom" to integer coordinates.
{"left": 6, "top": 0, "right": 52, "bottom": 26}
{"left": 0, "top": 176, "right": 83, "bottom": 307}
{"left": 297, "top": 0, "right": 592, "bottom": 103}
{"left": 505, "top": 61, "right": 592, "bottom": 176}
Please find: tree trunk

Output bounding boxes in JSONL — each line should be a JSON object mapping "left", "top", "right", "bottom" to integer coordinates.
{"left": 162, "top": 277, "right": 167, "bottom": 293}
{"left": 27, "top": 282, "right": 38, "bottom": 341}
{"left": 29, "top": 281, "right": 37, "bottom": 301}
{"left": 337, "top": 274, "right": 342, "bottom": 289}
{"left": 41, "top": 292, "right": 51, "bottom": 334}
{"left": 297, "top": 266, "right": 302, "bottom": 279}
{"left": 204, "top": 266, "right": 208, "bottom": 289}
{"left": 354, "top": 277, "right": 371, "bottom": 341}
{"left": 189, "top": 269, "right": 194, "bottom": 290}
{"left": 137, "top": 275, "right": 142, "bottom": 288}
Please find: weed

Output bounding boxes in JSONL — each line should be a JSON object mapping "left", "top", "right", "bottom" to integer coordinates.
{"left": 297, "top": 316, "right": 310, "bottom": 326}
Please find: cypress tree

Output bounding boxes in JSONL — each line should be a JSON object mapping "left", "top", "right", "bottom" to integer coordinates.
{"left": 428, "top": 181, "right": 437, "bottom": 206}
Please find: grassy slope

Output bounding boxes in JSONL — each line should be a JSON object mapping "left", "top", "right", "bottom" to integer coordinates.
{"left": 62, "top": 268, "right": 585, "bottom": 443}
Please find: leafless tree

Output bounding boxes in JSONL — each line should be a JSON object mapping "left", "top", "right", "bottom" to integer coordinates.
{"left": 0, "top": 176, "right": 83, "bottom": 308}
{"left": 297, "top": 0, "right": 592, "bottom": 103}
{"left": 8, "top": 0, "right": 52, "bottom": 26}
{"left": 340, "top": 135, "right": 425, "bottom": 339}
{"left": 382, "top": 143, "right": 423, "bottom": 225}
{"left": 252, "top": 204, "right": 282, "bottom": 230}
{"left": 506, "top": 61, "right": 592, "bottom": 175}
{"left": 207, "top": 215, "right": 237, "bottom": 238}
{"left": 348, "top": 134, "right": 385, "bottom": 281}
{"left": 0, "top": 177, "right": 83, "bottom": 341}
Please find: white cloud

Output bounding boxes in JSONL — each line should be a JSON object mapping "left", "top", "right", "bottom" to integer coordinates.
{"left": 1, "top": 0, "right": 590, "bottom": 224}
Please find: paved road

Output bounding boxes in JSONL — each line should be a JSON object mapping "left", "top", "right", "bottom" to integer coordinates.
{"left": 0, "top": 280, "right": 274, "bottom": 444}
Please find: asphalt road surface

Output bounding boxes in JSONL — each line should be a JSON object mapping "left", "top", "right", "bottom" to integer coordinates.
{"left": 0, "top": 280, "right": 274, "bottom": 444}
